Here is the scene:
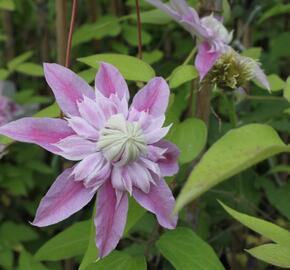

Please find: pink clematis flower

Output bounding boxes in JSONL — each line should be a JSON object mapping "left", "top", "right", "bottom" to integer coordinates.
{"left": 146, "top": 0, "right": 270, "bottom": 89}
{"left": 0, "top": 63, "right": 179, "bottom": 258}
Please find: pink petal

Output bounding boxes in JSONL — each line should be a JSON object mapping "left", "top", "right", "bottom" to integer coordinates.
{"left": 95, "top": 181, "right": 128, "bottom": 258}
{"left": 32, "top": 167, "right": 95, "bottom": 227}
{"left": 95, "top": 62, "right": 129, "bottom": 100}
{"left": 130, "top": 77, "right": 170, "bottom": 117}
{"left": 44, "top": 63, "right": 95, "bottom": 116}
{"left": 133, "top": 178, "right": 177, "bottom": 229}
{"left": 144, "top": 124, "right": 172, "bottom": 144}
{"left": 54, "top": 135, "right": 97, "bottom": 161}
{"left": 253, "top": 63, "right": 270, "bottom": 91}
{"left": 195, "top": 42, "right": 220, "bottom": 80}
{"left": 67, "top": 116, "right": 98, "bottom": 140}
{"left": 72, "top": 153, "right": 103, "bottom": 180}
{"left": 154, "top": 140, "right": 179, "bottom": 177}
{"left": 0, "top": 117, "right": 73, "bottom": 154}
{"left": 77, "top": 96, "right": 107, "bottom": 130}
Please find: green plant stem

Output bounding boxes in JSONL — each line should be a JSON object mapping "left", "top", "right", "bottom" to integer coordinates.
{"left": 182, "top": 47, "right": 197, "bottom": 65}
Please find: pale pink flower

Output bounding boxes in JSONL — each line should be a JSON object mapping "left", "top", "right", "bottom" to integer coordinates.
{"left": 146, "top": 0, "right": 270, "bottom": 89}
{"left": 0, "top": 63, "right": 179, "bottom": 257}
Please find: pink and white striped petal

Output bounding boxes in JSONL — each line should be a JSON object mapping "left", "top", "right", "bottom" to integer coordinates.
{"left": 0, "top": 117, "right": 74, "bottom": 154}
{"left": 95, "top": 62, "right": 129, "bottom": 100}
{"left": 195, "top": 42, "right": 220, "bottom": 80}
{"left": 133, "top": 178, "right": 177, "bottom": 229}
{"left": 32, "top": 167, "right": 95, "bottom": 227}
{"left": 44, "top": 63, "right": 95, "bottom": 116}
{"left": 67, "top": 116, "right": 98, "bottom": 140}
{"left": 130, "top": 77, "right": 170, "bottom": 117}
{"left": 54, "top": 135, "right": 97, "bottom": 161}
{"left": 95, "top": 181, "right": 128, "bottom": 258}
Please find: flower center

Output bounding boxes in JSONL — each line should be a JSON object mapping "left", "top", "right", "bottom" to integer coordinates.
{"left": 97, "top": 114, "right": 147, "bottom": 166}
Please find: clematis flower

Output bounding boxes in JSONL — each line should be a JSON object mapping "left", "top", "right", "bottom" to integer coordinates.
{"left": 146, "top": 0, "right": 270, "bottom": 90}
{"left": 0, "top": 62, "right": 179, "bottom": 258}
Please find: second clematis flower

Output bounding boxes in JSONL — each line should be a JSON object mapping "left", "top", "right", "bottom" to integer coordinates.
{"left": 146, "top": 0, "right": 270, "bottom": 90}
{"left": 0, "top": 62, "right": 179, "bottom": 258}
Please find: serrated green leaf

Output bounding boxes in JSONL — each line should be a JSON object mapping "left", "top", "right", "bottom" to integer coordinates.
{"left": 78, "top": 53, "right": 155, "bottom": 82}
{"left": 175, "top": 124, "right": 290, "bottom": 212}
{"left": 246, "top": 244, "right": 290, "bottom": 268}
{"left": 34, "top": 220, "right": 90, "bottom": 261}
{"left": 157, "top": 228, "right": 225, "bottom": 270}
{"left": 220, "top": 202, "right": 290, "bottom": 247}
{"left": 169, "top": 65, "right": 198, "bottom": 89}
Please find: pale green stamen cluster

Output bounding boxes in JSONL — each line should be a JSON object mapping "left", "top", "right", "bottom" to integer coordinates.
{"left": 97, "top": 114, "right": 147, "bottom": 166}
{"left": 206, "top": 50, "right": 257, "bottom": 90}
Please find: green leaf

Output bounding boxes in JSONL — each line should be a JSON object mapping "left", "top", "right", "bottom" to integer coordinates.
{"left": 241, "top": 47, "right": 262, "bottom": 60}
{"left": 0, "top": 68, "right": 10, "bottom": 80}
{"left": 122, "top": 24, "right": 152, "bottom": 47}
{"left": 19, "top": 250, "right": 49, "bottom": 270}
{"left": 169, "top": 118, "right": 207, "bottom": 164}
{"left": 85, "top": 251, "right": 146, "bottom": 270}
{"left": 0, "top": 250, "right": 12, "bottom": 269}
{"left": 259, "top": 4, "right": 290, "bottom": 23}
{"left": 283, "top": 77, "right": 290, "bottom": 103}
{"left": 246, "top": 244, "right": 290, "bottom": 268}
{"left": 0, "top": 0, "right": 15, "bottom": 11}
{"left": 220, "top": 202, "right": 290, "bottom": 247}
{"left": 267, "top": 74, "right": 286, "bottom": 92}
{"left": 34, "top": 102, "right": 60, "bottom": 118}
{"left": 72, "top": 16, "right": 121, "bottom": 47}
{"left": 142, "top": 50, "right": 163, "bottom": 65}
{"left": 78, "top": 68, "right": 97, "bottom": 84}
{"left": 0, "top": 222, "right": 38, "bottom": 248}
{"left": 175, "top": 124, "right": 290, "bottom": 212}
{"left": 34, "top": 220, "right": 90, "bottom": 261}
{"left": 78, "top": 53, "right": 155, "bottom": 82}
{"left": 7, "top": 51, "right": 33, "bottom": 71}
{"left": 15, "top": 63, "right": 44, "bottom": 77}
{"left": 156, "top": 228, "right": 225, "bottom": 270}
{"left": 169, "top": 65, "right": 198, "bottom": 89}
{"left": 260, "top": 180, "right": 290, "bottom": 220}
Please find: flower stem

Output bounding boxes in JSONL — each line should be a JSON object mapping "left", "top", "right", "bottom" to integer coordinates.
{"left": 135, "top": 0, "right": 143, "bottom": 59}
{"left": 65, "top": 0, "right": 78, "bottom": 68}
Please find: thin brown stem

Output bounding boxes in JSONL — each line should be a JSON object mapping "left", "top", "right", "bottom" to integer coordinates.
{"left": 65, "top": 0, "right": 78, "bottom": 68}
{"left": 135, "top": 0, "right": 143, "bottom": 59}
{"left": 56, "top": 0, "right": 67, "bottom": 65}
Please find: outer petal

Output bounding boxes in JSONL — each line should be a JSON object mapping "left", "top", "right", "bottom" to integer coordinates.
{"left": 253, "top": 63, "right": 270, "bottom": 91}
{"left": 154, "top": 140, "right": 179, "bottom": 177}
{"left": 133, "top": 178, "right": 177, "bottom": 229}
{"left": 195, "top": 42, "right": 220, "bottom": 80}
{"left": 44, "top": 63, "right": 95, "bottom": 116}
{"left": 130, "top": 77, "right": 170, "bottom": 117}
{"left": 95, "top": 62, "right": 129, "bottom": 100}
{"left": 0, "top": 117, "right": 74, "bottom": 154}
{"left": 54, "top": 135, "right": 97, "bottom": 161}
{"left": 32, "top": 167, "right": 95, "bottom": 227}
{"left": 95, "top": 181, "right": 128, "bottom": 258}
